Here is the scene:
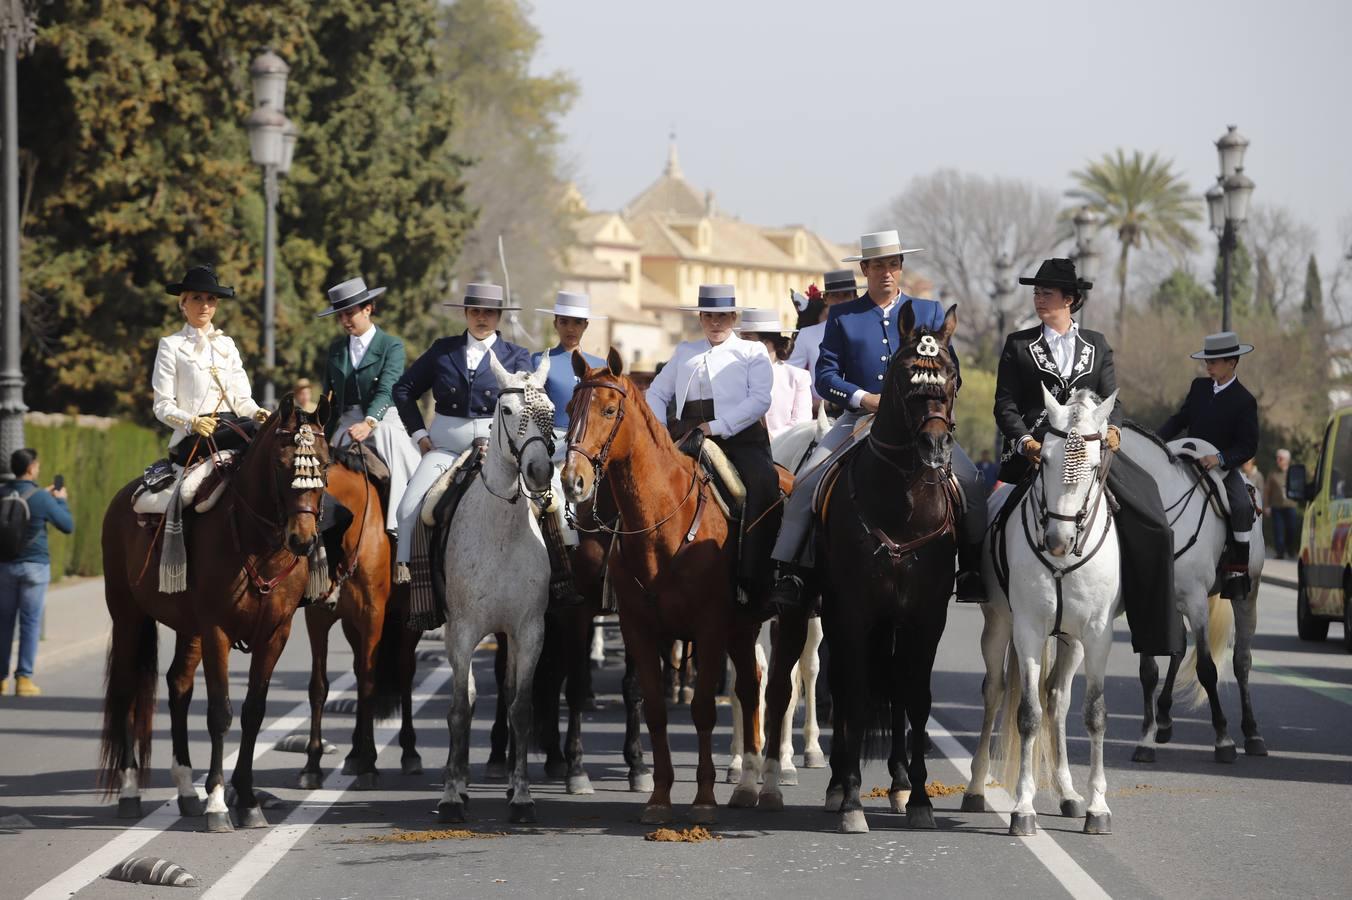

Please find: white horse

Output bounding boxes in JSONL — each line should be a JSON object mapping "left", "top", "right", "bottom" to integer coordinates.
{"left": 435, "top": 351, "right": 555, "bottom": 825}
{"left": 1119, "top": 424, "right": 1267, "bottom": 762}
{"left": 965, "top": 387, "right": 1121, "bottom": 836}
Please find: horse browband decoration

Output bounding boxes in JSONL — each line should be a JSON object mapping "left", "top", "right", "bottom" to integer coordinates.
{"left": 291, "top": 425, "right": 325, "bottom": 489}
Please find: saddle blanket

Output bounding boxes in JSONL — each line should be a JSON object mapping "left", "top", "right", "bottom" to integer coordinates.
{"left": 132, "top": 451, "right": 239, "bottom": 516}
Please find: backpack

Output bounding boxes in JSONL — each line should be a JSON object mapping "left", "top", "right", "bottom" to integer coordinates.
{"left": 0, "top": 484, "right": 38, "bottom": 561}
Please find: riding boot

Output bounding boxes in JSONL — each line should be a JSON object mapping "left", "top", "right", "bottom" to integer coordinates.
{"left": 769, "top": 565, "right": 808, "bottom": 611}
{"left": 1221, "top": 539, "right": 1251, "bottom": 600}
{"left": 954, "top": 540, "right": 988, "bottom": 603}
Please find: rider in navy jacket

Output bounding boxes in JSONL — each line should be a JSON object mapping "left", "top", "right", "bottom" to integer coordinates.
{"left": 393, "top": 332, "right": 531, "bottom": 432}
{"left": 816, "top": 292, "right": 961, "bottom": 406}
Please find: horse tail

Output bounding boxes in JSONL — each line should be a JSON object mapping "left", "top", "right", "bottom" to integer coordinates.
{"left": 369, "top": 590, "right": 407, "bottom": 722}
{"left": 996, "top": 637, "right": 1055, "bottom": 792}
{"left": 1178, "top": 594, "right": 1236, "bottom": 708}
{"left": 99, "top": 612, "right": 158, "bottom": 796}
{"left": 860, "top": 626, "right": 893, "bottom": 761}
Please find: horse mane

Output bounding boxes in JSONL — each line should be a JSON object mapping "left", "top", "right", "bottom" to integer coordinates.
{"left": 1122, "top": 418, "right": 1178, "bottom": 463}
{"left": 616, "top": 372, "right": 686, "bottom": 466}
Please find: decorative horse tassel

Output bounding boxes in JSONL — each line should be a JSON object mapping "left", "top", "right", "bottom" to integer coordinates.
{"left": 1062, "top": 431, "right": 1091, "bottom": 485}
{"left": 158, "top": 470, "right": 191, "bottom": 594}
{"left": 291, "top": 425, "right": 325, "bottom": 489}
{"left": 305, "top": 540, "right": 332, "bottom": 607}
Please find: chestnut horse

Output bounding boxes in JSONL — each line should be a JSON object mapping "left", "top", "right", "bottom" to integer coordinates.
{"left": 561, "top": 348, "right": 763, "bottom": 825}
{"left": 297, "top": 461, "right": 421, "bottom": 791}
{"left": 99, "top": 396, "right": 330, "bottom": 832}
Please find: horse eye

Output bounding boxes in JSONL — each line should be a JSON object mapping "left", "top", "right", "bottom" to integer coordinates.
{"left": 504, "top": 407, "right": 516, "bottom": 416}
{"left": 603, "top": 406, "right": 617, "bottom": 418}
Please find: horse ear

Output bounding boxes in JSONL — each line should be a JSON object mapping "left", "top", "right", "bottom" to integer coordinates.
{"left": 940, "top": 304, "right": 958, "bottom": 345}
{"left": 313, "top": 392, "right": 330, "bottom": 428}
{"left": 572, "top": 349, "right": 589, "bottom": 379}
{"left": 606, "top": 346, "right": 624, "bottom": 376}
{"left": 532, "top": 349, "right": 551, "bottom": 386}
{"left": 1095, "top": 390, "right": 1119, "bottom": 432}
{"left": 487, "top": 349, "right": 511, "bottom": 387}
{"left": 277, "top": 394, "right": 294, "bottom": 423}
{"left": 1040, "top": 383, "right": 1061, "bottom": 417}
{"left": 900, "top": 299, "right": 916, "bottom": 336}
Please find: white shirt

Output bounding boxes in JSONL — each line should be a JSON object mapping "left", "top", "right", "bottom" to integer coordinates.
{"left": 1213, "top": 376, "right": 1236, "bottom": 394}
{"left": 349, "top": 325, "right": 378, "bottom": 369}
{"left": 466, "top": 332, "right": 497, "bottom": 372}
{"left": 788, "top": 321, "right": 826, "bottom": 401}
{"left": 686, "top": 356, "right": 715, "bottom": 402}
{"left": 1043, "top": 322, "right": 1079, "bottom": 378}
{"left": 152, "top": 323, "right": 262, "bottom": 448}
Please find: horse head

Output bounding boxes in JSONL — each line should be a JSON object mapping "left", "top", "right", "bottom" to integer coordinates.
{"left": 561, "top": 347, "right": 628, "bottom": 503}
{"left": 1039, "top": 385, "right": 1117, "bottom": 558}
{"left": 486, "top": 351, "right": 557, "bottom": 496}
{"left": 258, "top": 393, "right": 332, "bottom": 556}
{"left": 877, "top": 301, "right": 959, "bottom": 470}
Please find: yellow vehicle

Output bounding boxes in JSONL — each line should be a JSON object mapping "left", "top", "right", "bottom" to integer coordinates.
{"left": 1290, "top": 405, "right": 1352, "bottom": 652}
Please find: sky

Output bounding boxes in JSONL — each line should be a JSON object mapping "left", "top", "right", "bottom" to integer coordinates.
{"left": 531, "top": 0, "right": 1352, "bottom": 281}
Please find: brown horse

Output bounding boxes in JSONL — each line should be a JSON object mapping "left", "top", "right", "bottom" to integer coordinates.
{"left": 561, "top": 349, "right": 763, "bottom": 824}
{"left": 100, "top": 396, "right": 330, "bottom": 832}
{"left": 297, "top": 461, "right": 421, "bottom": 791}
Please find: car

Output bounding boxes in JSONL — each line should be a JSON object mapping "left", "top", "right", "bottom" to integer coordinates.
{"left": 1286, "top": 406, "right": 1352, "bottom": 652}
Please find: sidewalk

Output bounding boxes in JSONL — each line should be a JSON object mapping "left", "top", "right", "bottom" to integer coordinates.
{"left": 4, "top": 576, "right": 109, "bottom": 673}
{"left": 1262, "top": 556, "right": 1297, "bottom": 590}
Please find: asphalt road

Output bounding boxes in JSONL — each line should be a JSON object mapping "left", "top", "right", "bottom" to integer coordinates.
{"left": 2, "top": 575, "right": 1350, "bottom": 899}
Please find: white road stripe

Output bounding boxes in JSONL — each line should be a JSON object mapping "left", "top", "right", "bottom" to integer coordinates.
{"left": 928, "top": 716, "right": 1113, "bottom": 900}
{"left": 203, "top": 664, "right": 452, "bottom": 899}
{"left": 26, "top": 672, "right": 357, "bottom": 900}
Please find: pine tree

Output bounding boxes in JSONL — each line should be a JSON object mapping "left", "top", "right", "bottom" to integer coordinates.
{"left": 1302, "top": 254, "right": 1323, "bottom": 322}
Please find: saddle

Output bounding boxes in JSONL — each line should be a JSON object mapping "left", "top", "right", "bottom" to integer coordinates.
{"left": 675, "top": 429, "right": 745, "bottom": 520}
{"left": 423, "top": 440, "right": 489, "bottom": 619}
{"left": 132, "top": 451, "right": 239, "bottom": 518}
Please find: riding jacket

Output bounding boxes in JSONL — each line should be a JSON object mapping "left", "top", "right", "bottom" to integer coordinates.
{"left": 815, "top": 294, "right": 958, "bottom": 409}
{"left": 645, "top": 335, "right": 772, "bottom": 438}
{"left": 320, "top": 326, "right": 405, "bottom": 442}
{"left": 392, "top": 330, "right": 532, "bottom": 439}
{"left": 152, "top": 323, "right": 263, "bottom": 449}
{"left": 1158, "top": 377, "right": 1258, "bottom": 470}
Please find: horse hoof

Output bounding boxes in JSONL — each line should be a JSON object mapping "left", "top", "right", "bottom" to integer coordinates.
{"left": 1131, "top": 745, "right": 1156, "bottom": 764}
{"left": 353, "top": 771, "right": 379, "bottom": 791}
{"left": 803, "top": 749, "right": 827, "bottom": 769}
{"left": 401, "top": 755, "right": 424, "bottom": 776}
{"left": 725, "top": 765, "right": 742, "bottom": 784}
{"left": 566, "top": 774, "right": 594, "bottom": 795}
{"left": 255, "top": 789, "right": 283, "bottom": 810}
{"left": 1060, "top": 798, "right": 1086, "bottom": 818}
{"left": 1009, "top": 812, "right": 1037, "bottom": 836}
{"left": 640, "top": 804, "right": 673, "bottom": 825}
{"left": 177, "top": 795, "right": 206, "bottom": 817}
{"left": 238, "top": 806, "right": 268, "bottom": 829}
{"left": 823, "top": 786, "right": 844, "bottom": 813}
{"left": 906, "top": 805, "right": 936, "bottom": 829}
{"left": 509, "top": 802, "right": 537, "bottom": 825}
{"left": 680, "top": 687, "right": 694, "bottom": 705}
{"left": 205, "top": 811, "right": 234, "bottom": 834}
{"left": 960, "top": 793, "right": 992, "bottom": 813}
{"left": 296, "top": 771, "right": 323, "bottom": 791}
{"left": 341, "top": 757, "right": 357, "bottom": 776}
{"left": 116, "top": 797, "right": 143, "bottom": 819}
{"left": 544, "top": 759, "right": 569, "bottom": 780}
{"left": 1084, "top": 811, "right": 1112, "bottom": 835}
{"left": 1155, "top": 724, "right": 1173, "bottom": 744}
{"left": 728, "top": 788, "right": 758, "bottom": 809}
{"left": 889, "top": 790, "right": 910, "bottom": 814}
{"left": 779, "top": 767, "right": 799, "bottom": 786}
{"left": 757, "top": 791, "right": 784, "bottom": 812}
{"left": 838, "top": 809, "right": 869, "bottom": 834}
{"left": 437, "top": 801, "right": 466, "bottom": 824}
{"left": 629, "top": 771, "right": 654, "bottom": 793}
{"left": 1245, "top": 737, "right": 1269, "bottom": 757}
{"left": 1214, "top": 744, "right": 1238, "bottom": 764}
{"left": 688, "top": 804, "right": 718, "bottom": 825}
{"left": 484, "top": 759, "right": 509, "bottom": 782}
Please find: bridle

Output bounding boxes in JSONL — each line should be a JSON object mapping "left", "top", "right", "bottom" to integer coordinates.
{"left": 480, "top": 385, "right": 556, "bottom": 505}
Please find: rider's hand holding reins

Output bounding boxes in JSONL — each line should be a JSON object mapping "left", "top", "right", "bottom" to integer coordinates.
{"left": 418, "top": 436, "right": 434, "bottom": 456}
{"left": 1022, "top": 437, "right": 1042, "bottom": 466}
{"left": 1199, "top": 453, "right": 1220, "bottom": 470}
{"left": 253, "top": 408, "right": 270, "bottom": 424}
{"left": 190, "top": 414, "right": 218, "bottom": 437}
{"left": 858, "top": 393, "right": 881, "bottom": 413}
{"left": 1105, "top": 425, "right": 1121, "bottom": 453}
{"left": 347, "top": 421, "right": 373, "bottom": 443}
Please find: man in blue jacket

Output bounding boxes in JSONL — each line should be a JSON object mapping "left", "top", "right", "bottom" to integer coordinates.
{"left": 771, "top": 230, "right": 988, "bottom": 606}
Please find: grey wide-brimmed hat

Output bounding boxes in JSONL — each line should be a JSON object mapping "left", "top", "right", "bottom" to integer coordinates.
{"left": 677, "top": 283, "right": 753, "bottom": 312}
{"left": 735, "top": 307, "right": 797, "bottom": 335}
{"left": 1190, "top": 331, "right": 1254, "bottom": 360}
{"left": 442, "top": 282, "right": 520, "bottom": 311}
{"left": 821, "top": 269, "right": 863, "bottom": 294}
{"left": 317, "top": 276, "right": 387, "bottom": 318}
{"left": 841, "top": 230, "right": 925, "bottom": 263}
{"left": 536, "top": 290, "right": 607, "bottom": 320}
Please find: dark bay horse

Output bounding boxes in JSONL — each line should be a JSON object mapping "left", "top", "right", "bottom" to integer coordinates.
{"left": 297, "top": 461, "right": 420, "bottom": 791}
{"left": 100, "top": 396, "right": 330, "bottom": 832}
{"left": 818, "top": 302, "right": 961, "bottom": 834}
{"left": 561, "top": 349, "right": 763, "bottom": 824}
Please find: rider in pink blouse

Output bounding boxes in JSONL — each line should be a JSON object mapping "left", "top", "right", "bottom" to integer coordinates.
{"left": 737, "top": 308, "right": 811, "bottom": 439}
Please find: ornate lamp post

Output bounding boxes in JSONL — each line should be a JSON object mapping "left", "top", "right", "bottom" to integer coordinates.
{"left": 1211, "top": 125, "right": 1254, "bottom": 332}
{"left": 989, "top": 252, "right": 1014, "bottom": 458}
{"left": 244, "top": 49, "right": 293, "bottom": 408}
{"left": 0, "top": 1, "right": 38, "bottom": 476}
{"left": 1072, "top": 205, "right": 1102, "bottom": 326}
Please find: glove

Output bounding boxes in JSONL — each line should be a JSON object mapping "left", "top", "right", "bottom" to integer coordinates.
{"left": 189, "top": 415, "right": 218, "bottom": 437}
{"left": 253, "top": 408, "right": 271, "bottom": 424}
{"left": 1105, "top": 425, "right": 1121, "bottom": 453}
{"left": 1022, "top": 438, "right": 1042, "bottom": 466}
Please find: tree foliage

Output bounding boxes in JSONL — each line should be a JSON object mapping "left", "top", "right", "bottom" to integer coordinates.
{"left": 1213, "top": 236, "right": 1254, "bottom": 322}
{"left": 1150, "top": 268, "right": 1213, "bottom": 319}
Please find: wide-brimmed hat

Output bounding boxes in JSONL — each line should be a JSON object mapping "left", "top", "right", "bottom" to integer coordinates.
{"left": 1191, "top": 331, "right": 1254, "bottom": 360}
{"left": 166, "top": 264, "right": 235, "bottom": 298}
{"left": 442, "top": 282, "right": 520, "bottom": 311}
{"left": 678, "top": 284, "right": 753, "bottom": 312}
{"left": 841, "top": 230, "right": 925, "bottom": 263}
{"left": 735, "top": 307, "right": 798, "bottom": 335}
{"left": 317, "top": 276, "right": 387, "bottom": 318}
{"left": 821, "top": 269, "right": 863, "bottom": 294}
{"left": 1019, "top": 258, "right": 1093, "bottom": 312}
{"left": 536, "top": 290, "right": 607, "bottom": 320}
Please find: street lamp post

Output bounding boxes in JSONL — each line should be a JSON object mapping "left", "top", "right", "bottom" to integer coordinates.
{"left": 244, "top": 49, "right": 292, "bottom": 408}
{"left": 1211, "top": 125, "right": 1254, "bottom": 333}
{"left": 989, "top": 252, "right": 1014, "bottom": 459}
{"left": 0, "top": 1, "right": 37, "bottom": 477}
{"left": 1072, "top": 205, "right": 1102, "bottom": 327}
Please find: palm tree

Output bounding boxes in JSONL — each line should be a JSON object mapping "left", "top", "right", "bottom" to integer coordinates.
{"left": 1068, "top": 150, "right": 1201, "bottom": 338}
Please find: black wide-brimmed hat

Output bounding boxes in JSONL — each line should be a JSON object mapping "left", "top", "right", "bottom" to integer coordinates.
{"left": 317, "top": 276, "right": 387, "bottom": 318}
{"left": 1019, "top": 258, "right": 1093, "bottom": 312}
{"left": 166, "top": 264, "right": 235, "bottom": 298}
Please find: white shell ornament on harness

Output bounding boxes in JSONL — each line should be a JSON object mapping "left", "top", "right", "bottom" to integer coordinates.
{"left": 291, "top": 424, "right": 325, "bottom": 489}
{"left": 1062, "top": 430, "right": 1092, "bottom": 485}
{"left": 916, "top": 335, "right": 941, "bottom": 357}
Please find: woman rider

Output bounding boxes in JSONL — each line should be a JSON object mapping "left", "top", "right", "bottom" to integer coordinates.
{"left": 646, "top": 284, "right": 778, "bottom": 597}
{"left": 736, "top": 307, "right": 811, "bottom": 439}
{"left": 390, "top": 282, "right": 532, "bottom": 581}
{"left": 152, "top": 264, "right": 269, "bottom": 467}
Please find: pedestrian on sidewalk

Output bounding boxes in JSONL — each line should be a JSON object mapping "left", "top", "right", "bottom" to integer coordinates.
{"left": 0, "top": 448, "right": 74, "bottom": 696}
{"left": 1265, "top": 448, "right": 1300, "bottom": 560}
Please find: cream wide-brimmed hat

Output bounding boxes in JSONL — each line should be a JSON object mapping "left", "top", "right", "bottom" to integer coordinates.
{"left": 535, "top": 290, "right": 607, "bottom": 320}
{"left": 841, "top": 229, "right": 925, "bottom": 263}
{"left": 735, "top": 307, "right": 798, "bottom": 335}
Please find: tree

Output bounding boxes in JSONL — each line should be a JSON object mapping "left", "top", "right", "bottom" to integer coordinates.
{"left": 1304, "top": 254, "right": 1324, "bottom": 322}
{"left": 1213, "top": 236, "right": 1254, "bottom": 324}
{"left": 1246, "top": 205, "right": 1319, "bottom": 316}
{"left": 1067, "top": 150, "right": 1201, "bottom": 339}
{"left": 1150, "top": 268, "right": 1213, "bottom": 319}
{"left": 883, "top": 169, "right": 1065, "bottom": 366}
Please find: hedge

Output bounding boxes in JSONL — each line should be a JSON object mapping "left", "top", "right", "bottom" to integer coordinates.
{"left": 24, "top": 414, "right": 162, "bottom": 580}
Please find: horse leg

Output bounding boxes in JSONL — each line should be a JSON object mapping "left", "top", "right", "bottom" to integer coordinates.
{"left": 562, "top": 610, "right": 594, "bottom": 795}
{"left": 538, "top": 615, "right": 568, "bottom": 781}
{"left": 826, "top": 625, "right": 867, "bottom": 832}
{"left": 901, "top": 626, "right": 943, "bottom": 830}
{"left": 963, "top": 607, "right": 1010, "bottom": 814}
{"left": 506, "top": 620, "right": 543, "bottom": 824}
{"left": 689, "top": 633, "right": 728, "bottom": 823}
{"left": 398, "top": 616, "right": 422, "bottom": 775}
{"left": 1155, "top": 652, "right": 1183, "bottom": 744}
{"left": 1081, "top": 626, "right": 1114, "bottom": 835}
{"left": 485, "top": 634, "right": 510, "bottom": 782}
{"left": 1132, "top": 654, "right": 1161, "bottom": 763}
{"left": 1194, "top": 633, "right": 1236, "bottom": 762}
{"left": 727, "top": 626, "right": 763, "bottom": 809}
{"left": 621, "top": 650, "right": 653, "bottom": 793}
{"left": 346, "top": 611, "right": 383, "bottom": 790}
{"left": 1008, "top": 631, "right": 1044, "bottom": 836}
{"left": 201, "top": 627, "right": 234, "bottom": 833}
{"left": 230, "top": 626, "right": 292, "bottom": 829}
{"left": 800, "top": 616, "right": 825, "bottom": 769}
{"left": 626, "top": 626, "right": 674, "bottom": 823}
{"left": 300, "top": 607, "right": 332, "bottom": 790}
{"left": 1045, "top": 638, "right": 1086, "bottom": 818}
{"left": 726, "top": 651, "right": 746, "bottom": 785}
{"left": 438, "top": 631, "right": 477, "bottom": 823}
{"left": 665, "top": 639, "right": 680, "bottom": 705}
{"left": 166, "top": 633, "right": 205, "bottom": 816}
{"left": 1232, "top": 590, "right": 1267, "bottom": 756}
{"left": 760, "top": 609, "right": 808, "bottom": 810}
{"left": 100, "top": 607, "right": 156, "bottom": 821}
{"left": 887, "top": 658, "right": 911, "bottom": 815}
